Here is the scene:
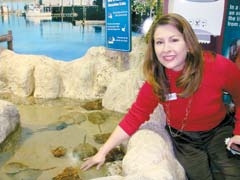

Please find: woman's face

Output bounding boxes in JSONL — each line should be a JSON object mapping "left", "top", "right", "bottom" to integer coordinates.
{"left": 153, "top": 24, "right": 188, "bottom": 71}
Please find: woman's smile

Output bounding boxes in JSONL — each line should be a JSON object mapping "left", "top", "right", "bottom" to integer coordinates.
{"left": 162, "top": 54, "right": 176, "bottom": 61}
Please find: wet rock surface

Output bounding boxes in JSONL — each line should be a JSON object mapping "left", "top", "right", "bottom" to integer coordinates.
{"left": 105, "top": 147, "right": 125, "bottom": 162}
{"left": 93, "top": 132, "right": 111, "bottom": 144}
{"left": 72, "top": 135, "right": 98, "bottom": 161}
{"left": 52, "top": 167, "right": 83, "bottom": 180}
{"left": 81, "top": 99, "right": 103, "bottom": 111}
{"left": 51, "top": 146, "right": 67, "bottom": 158}
{"left": 87, "top": 111, "right": 107, "bottom": 125}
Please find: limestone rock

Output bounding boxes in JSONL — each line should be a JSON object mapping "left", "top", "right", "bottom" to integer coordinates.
{"left": 102, "top": 69, "right": 144, "bottom": 113}
{"left": 0, "top": 36, "right": 147, "bottom": 112}
{"left": 0, "top": 100, "right": 20, "bottom": 144}
{"left": 121, "top": 129, "right": 186, "bottom": 180}
{"left": 59, "top": 54, "right": 117, "bottom": 99}
{"left": 34, "top": 63, "right": 61, "bottom": 98}
{"left": 0, "top": 53, "right": 35, "bottom": 97}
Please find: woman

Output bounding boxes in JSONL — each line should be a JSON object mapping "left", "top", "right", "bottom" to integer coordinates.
{"left": 81, "top": 13, "right": 240, "bottom": 180}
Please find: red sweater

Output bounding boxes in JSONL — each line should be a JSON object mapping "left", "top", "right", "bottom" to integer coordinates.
{"left": 119, "top": 53, "right": 240, "bottom": 135}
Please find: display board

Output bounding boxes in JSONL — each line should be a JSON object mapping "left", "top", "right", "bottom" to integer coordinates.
{"left": 222, "top": 0, "right": 240, "bottom": 68}
{"left": 105, "top": 0, "right": 131, "bottom": 52}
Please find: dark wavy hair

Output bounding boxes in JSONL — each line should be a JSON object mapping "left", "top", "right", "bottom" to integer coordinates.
{"left": 143, "top": 13, "right": 204, "bottom": 101}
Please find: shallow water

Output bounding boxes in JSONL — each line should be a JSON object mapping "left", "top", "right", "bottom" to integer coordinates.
{"left": 0, "top": 98, "right": 124, "bottom": 179}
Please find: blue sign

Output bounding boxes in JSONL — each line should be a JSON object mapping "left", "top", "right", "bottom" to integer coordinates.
{"left": 105, "top": 0, "right": 131, "bottom": 52}
{"left": 222, "top": 0, "right": 240, "bottom": 68}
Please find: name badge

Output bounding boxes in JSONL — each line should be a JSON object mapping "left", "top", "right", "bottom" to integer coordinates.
{"left": 166, "top": 93, "right": 177, "bottom": 101}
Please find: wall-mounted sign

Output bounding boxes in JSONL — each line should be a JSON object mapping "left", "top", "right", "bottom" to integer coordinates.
{"left": 222, "top": 0, "right": 240, "bottom": 68}
{"left": 105, "top": 0, "right": 131, "bottom": 52}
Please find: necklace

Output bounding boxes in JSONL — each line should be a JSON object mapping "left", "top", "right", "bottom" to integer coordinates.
{"left": 165, "top": 97, "right": 192, "bottom": 137}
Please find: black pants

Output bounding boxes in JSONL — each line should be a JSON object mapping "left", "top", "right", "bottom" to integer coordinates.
{"left": 166, "top": 115, "right": 240, "bottom": 180}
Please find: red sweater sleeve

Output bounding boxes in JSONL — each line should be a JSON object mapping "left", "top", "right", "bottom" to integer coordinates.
{"left": 119, "top": 82, "right": 159, "bottom": 135}
{"left": 217, "top": 54, "right": 240, "bottom": 135}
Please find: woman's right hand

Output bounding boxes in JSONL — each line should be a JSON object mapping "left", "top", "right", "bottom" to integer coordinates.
{"left": 80, "top": 126, "right": 130, "bottom": 171}
{"left": 80, "top": 151, "right": 106, "bottom": 171}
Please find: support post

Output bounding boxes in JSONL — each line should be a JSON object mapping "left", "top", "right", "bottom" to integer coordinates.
{"left": 0, "top": 30, "right": 13, "bottom": 50}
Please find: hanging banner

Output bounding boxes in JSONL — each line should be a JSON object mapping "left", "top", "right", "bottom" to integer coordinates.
{"left": 105, "top": 0, "right": 131, "bottom": 52}
{"left": 222, "top": 0, "right": 240, "bottom": 67}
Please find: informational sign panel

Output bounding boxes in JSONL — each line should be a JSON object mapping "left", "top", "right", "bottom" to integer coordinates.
{"left": 105, "top": 0, "right": 131, "bottom": 52}
{"left": 222, "top": 0, "right": 240, "bottom": 68}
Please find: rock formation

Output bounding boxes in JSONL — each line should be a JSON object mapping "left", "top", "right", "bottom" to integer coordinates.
{"left": 0, "top": 37, "right": 146, "bottom": 113}
{"left": 0, "top": 100, "right": 20, "bottom": 144}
